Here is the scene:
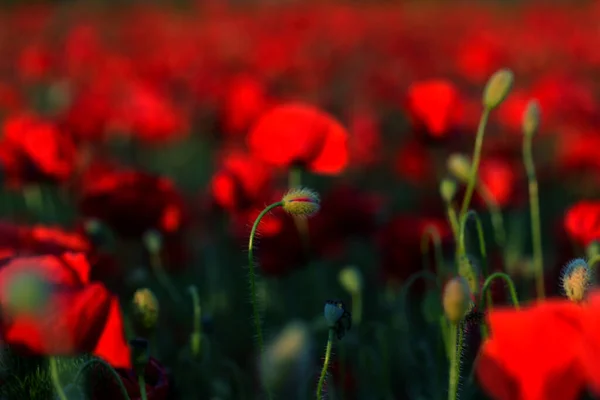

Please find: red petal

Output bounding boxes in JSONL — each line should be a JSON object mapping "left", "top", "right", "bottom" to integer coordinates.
{"left": 93, "top": 298, "right": 131, "bottom": 369}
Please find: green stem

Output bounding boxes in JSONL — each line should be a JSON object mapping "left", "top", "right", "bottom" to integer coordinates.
{"left": 138, "top": 374, "right": 148, "bottom": 400}
{"left": 351, "top": 292, "right": 362, "bottom": 326}
{"left": 460, "top": 108, "right": 491, "bottom": 218}
{"left": 588, "top": 255, "right": 600, "bottom": 270}
{"left": 523, "top": 133, "right": 545, "bottom": 300}
{"left": 447, "top": 323, "right": 464, "bottom": 400}
{"left": 316, "top": 328, "right": 335, "bottom": 400}
{"left": 440, "top": 316, "right": 451, "bottom": 361}
{"left": 458, "top": 210, "right": 487, "bottom": 267}
{"left": 248, "top": 201, "right": 283, "bottom": 400}
{"left": 446, "top": 205, "right": 460, "bottom": 242}
{"left": 73, "top": 358, "right": 131, "bottom": 400}
{"left": 187, "top": 285, "right": 202, "bottom": 357}
{"left": 478, "top": 272, "right": 520, "bottom": 339}
{"left": 476, "top": 183, "right": 507, "bottom": 253}
{"left": 49, "top": 357, "right": 68, "bottom": 400}
{"left": 420, "top": 225, "right": 445, "bottom": 284}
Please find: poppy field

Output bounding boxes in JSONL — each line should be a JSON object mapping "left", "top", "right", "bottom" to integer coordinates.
{"left": 1, "top": 1, "right": 600, "bottom": 399}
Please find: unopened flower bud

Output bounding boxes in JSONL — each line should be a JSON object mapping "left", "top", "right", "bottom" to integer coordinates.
{"left": 483, "top": 68, "right": 514, "bottom": 109}
{"left": 143, "top": 230, "right": 162, "bottom": 254}
{"left": 440, "top": 178, "right": 457, "bottom": 203}
{"left": 323, "top": 300, "right": 352, "bottom": 339}
{"left": 131, "top": 288, "right": 159, "bottom": 336}
{"left": 561, "top": 258, "right": 591, "bottom": 303}
{"left": 338, "top": 266, "right": 363, "bottom": 294}
{"left": 447, "top": 153, "right": 471, "bottom": 183}
{"left": 522, "top": 100, "right": 541, "bottom": 137}
{"left": 443, "top": 277, "right": 472, "bottom": 324}
{"left": 281, "top": 188, "right": 320, "bottom": 217}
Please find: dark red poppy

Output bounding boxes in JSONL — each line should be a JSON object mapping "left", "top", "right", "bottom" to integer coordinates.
{"left": 0, "top": 252, "right": 131, "bottom": 369}
{"left": 247, "top": 103, "right": 349, "bottom": 175}
{"left": 477, "top": 157, "right": 519, "bottom": 208}
{"left": 347, "top": 106, "right": 381, "bottom": 168}
{"left": 475, "top": 295, "right": 600, "bottom": 400}
{"left": 404, "top": 80, "right": 464, "bottom": 138}
{"left": 393, "top": 139, "right": 434, "bottom": 184}
{"left": 564, "top": 201, "right": 600, "bottom": 247}
{"left": 18, "top": 44, "right": 52, "bottom": 82}
{"left": 78, "top": 164, "right": 186, "bottom": 237}
{"left": 93, "top": 357, "right": 169, "bottom": 400}
{"left": 210, "top": 150, "right": 273, "bottom": 212}
{"left": 0, "top": 114, "right": 77, "bottom": 187}
{"left": 221, "top": 74, "right": 271, "bottom": 136}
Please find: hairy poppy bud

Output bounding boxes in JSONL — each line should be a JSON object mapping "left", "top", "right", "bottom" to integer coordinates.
{"left": 522, "top": 99, "right": 541, "bottom": 137}
{"left": 323, "top": 300, "right": 352, "bottom": 339}
{"left": 281, "top": 188, "right": 320, "bottom": 217}
{"left": 561, "top": 258, "right": 591, "bottom": 303}
{"left": 447, "top": 153, "right": 471, "bottom": 183}
{"left": 338, "top": 266, "right": 363, "bottom": 294}
{"left": 131, "top": 288, "right": 159, "bottom": 337}
{"left": 440, "top": 178, "right": 457, "bottom": 203}
{"left": 143, "top": 230, "right": 162, "bottom": 254}
{"left": 483, "top": 68, "right": 514, "bottom": 109}
{"left": 443, "top": 277, "right": 472, "bottom": 324}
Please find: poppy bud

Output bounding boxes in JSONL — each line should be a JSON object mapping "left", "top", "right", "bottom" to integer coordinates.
{"left": 131, "top": 288, "right": 159, "bottom": 337}
{"left": 323, "top": 300, "right": 352, "bottom": 339}
{"left": 561, "top": 258, "right": 591, "bottom": 303}
{"left": 440, "top": 178, "right": 457, "bottom": 203}
{"left": 129, "top": 338, "right": 150, "bottom": 376}
{"left": 143, "top": 230, "right": 162, "bottom": 254}
{"left": 447, "top": 153, "right": 471, "bottom": 183}
{"left": 443, "top": 277, "right": 472, "bottom": 324}
{"left": 482, "top": 68, "right": 514, "bottom": 110}
{"left": 338, "top": 266, "right": 363, "bottom": 294}
{"left": 522, "top": 99, "right": 541, "bottom": 137}
{"left": 281, "top": 188, "right": 320, "bottom": 217}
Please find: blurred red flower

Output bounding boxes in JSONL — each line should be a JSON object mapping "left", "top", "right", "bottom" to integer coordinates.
{"left": 0, "top": 114, "right": 76, "bottom": 187}
{"left": 564, "top": 201, "right": 600, "bottom": 247}
{"left": 79, "top": 164, "right": 186, "bottom": 237}
{"left": 0, "top": 252, "right": 131, "bottom": 369}
{"left": 476, "top": 293, "right": 600, "bottom": 400}
{"left": 247, "top": 103, "right": 349, "bottom": 175}
{"left": 221, "top": 74, "right": 271, "bottom": 136}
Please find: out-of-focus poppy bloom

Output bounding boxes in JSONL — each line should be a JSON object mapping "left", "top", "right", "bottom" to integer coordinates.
{"left": 564, "top": 201, "right": 600, "bottom": 247}
{"left": 210, "top": 151, "right": 273, "bottom": 212}
{"left": 0, "top": 114, "right": 76, "bottom": 187}
{"left": 393, "top": 139, "right": 434, "bottom": 184}
{"left": 93, "top": 357, "right": 169, "bottom": 400}
{"left": 478, "top": 157, "right": 518, "bottom": 207}
{"left": 247, "top": 103, "right": 349, "bottom": 175}
{"left": 476, "top": 293, "right": 600, "bottom": 400}
{"left": 221, "top": 74, "right": 270, "bottom": 136}
{"left": 404, "top": 80, "right": 464, "bottom": 138}
{"left": 347, "top": 106, "right": 381, "bottom": 168}
{"left": 79, "top": 164, "right": 186, "bottom": 237}
{"left": 0, "top": 252, "right": 131, "bottom": 369}
{"left": 18, "top": 44, "right": 52, "bottom": 82}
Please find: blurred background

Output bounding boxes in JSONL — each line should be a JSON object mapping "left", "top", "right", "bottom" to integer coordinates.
{"left": 0, "top": 0, "right": 599, "bottom": 399}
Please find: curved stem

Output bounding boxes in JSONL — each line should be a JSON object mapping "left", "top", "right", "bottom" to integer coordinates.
{"left": 49, "top": 357, "right": 68, "bottom": 400}
{"left": 316, "top": 328, "right": 335, "bottom": 400}
{"left": 138, "top": 374, "right": 148, "bottom": 400}
{"left": 458, "top": 210, "right": 487, "bottom": 269}
{"left": 187, "top": 285, "right": 202, "bottom": 357}
{"left": 479, "top": 272, "right": 520, "bottom": 339}
{"left": 460, "top": 109, "right": 491, "bottom": 218}
{"left": 420, "top": 225, "right": 445, "bottom": 284}
{"left": 73, "top": 358, "right": 131, "bottom": 400}
{"left": 400, "top": 270, "right": 439, "bottom": 317}
{"left": 248, "top": 201, "right": 283, "bottom": 400}
{"left": 523, "top": 133, "right": 544, "bottom": 300}
{"left": 447, "top": 322, "right": 464, "bottom": 400}
{"left": 476, "top": 183, "right": 507, "bottom": 253}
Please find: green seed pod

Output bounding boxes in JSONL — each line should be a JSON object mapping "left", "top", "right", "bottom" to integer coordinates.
{"left": 131, "top": 288, "right": 160, "bottom": 337}
{"left": 522, "top": 99, "right": 541, "bottom": 137}
{"left": 483, "top": 68, "right": 514, "bottom": 109}
{"left": 440, "top": 178, "right": 458, "bottom": 203}
{"left": 447, "top": 153, "right": 471, "bottom": 183}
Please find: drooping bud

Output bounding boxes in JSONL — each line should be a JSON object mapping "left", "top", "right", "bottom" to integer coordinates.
{"left": 522, "top": 99, "right": 541, "bottom": 137}
{"left": 483, "top": 68, "right": 514, "bottom": 109}
{"left": 338, "top": 266, "right": 363, "bottom": 294}
{"left": 281, "top": 188, "right": 320, "bottom": 217}
{"left": 561, "top": 258, "right": 591, "bottom": 303}
{"left": 440, "top": 178, "right": 458, "bottom": 203}
{"left": 443, "top": 277, "right": 472, "bottom": 324}
{"left": 447, "top": 153, "right": 471, "bottom": 183}
{"left": 131, "top": 288, "right": 160, "bottom": 337}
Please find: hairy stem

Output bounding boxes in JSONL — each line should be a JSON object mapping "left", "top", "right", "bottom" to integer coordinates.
{"left": 248, "top": 201, "right": 283, "bottom": 400}
{"left": 317, "top": 328, "right": 335, "bottom": 400}
{"left": 460, "top": 108, "right": 491, "bottom": 218}
{"left": 523, "top": 132, "right": 545, "bottom": 300}
{"left": 447, "top": 322, "right": 463, "bottom": 400}
{"left": 73, "top": 358, "right": 131, "bottom": 400}
{"left": 49, "top": 357, "right": 67, "bottom": 400}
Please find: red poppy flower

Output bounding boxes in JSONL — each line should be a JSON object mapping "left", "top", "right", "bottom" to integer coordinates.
{"left": 0, "top": 114, "right": 76, "bottom": 187}
{"left": 93, "top": 357, "right": 169, "bottom": 400}
{"left": 564, "top": 201, "right": 600, "bottom": 247}
{"left": 79, "top": 164, "right": 186, "bottom": 237}
{"left": 221, "top": 74, "right": 270, "bottom": 136}
{"left": 210, "top": 151, "right": 273, "bottom": 212}
{"left": 347, "top": 106, "right": 381, "bottom": 168}
{"left": 476, "top": 294, "right": 600, "bottom": 400}
{"left": 404, "top": 80, "right": 464, "bottom": 138}
{"left": 393, "top": 139, "right": 434, "bottom": 184}
{"left": 247, "top": 103, "right": 349, "bottom": 175}
{"left": 478, "top": 157, "right": 518, "bottom": 207}
{"left": 0, "top": 252, "right": 131, "bottom": 369}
